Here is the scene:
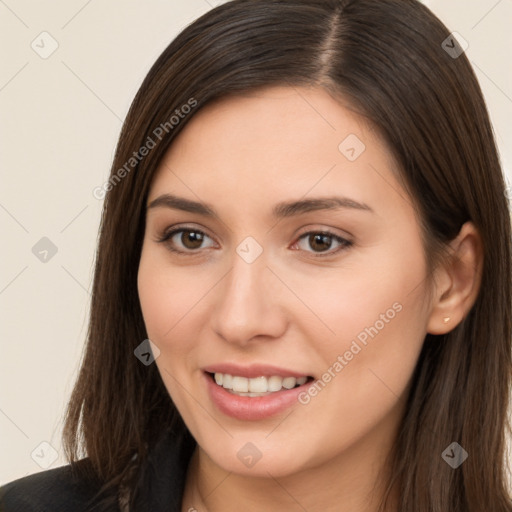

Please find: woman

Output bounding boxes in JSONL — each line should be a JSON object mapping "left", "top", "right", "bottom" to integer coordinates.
{"left": 1, "top": 0, "right": 511, "bottom": 510}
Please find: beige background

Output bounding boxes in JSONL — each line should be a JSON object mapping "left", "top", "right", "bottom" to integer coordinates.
{"left": 1, "top": 0, "right": 511, "bottom": 484}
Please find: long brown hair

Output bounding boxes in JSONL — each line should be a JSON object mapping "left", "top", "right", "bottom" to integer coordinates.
{"left": 63, "top": 0, "right": 512, "bottom": 510}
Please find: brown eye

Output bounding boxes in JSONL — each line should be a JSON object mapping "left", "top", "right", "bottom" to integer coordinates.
{"left": 179, "top": 230, "right": 205, "bottom": 250}
{"left": 157, "top": 228, "right": 215, "bottom": 253}
{"left": 295, "top": 231, "right": 352, "bottom": 256}
{"left": 308, "top": 233, "right": 333, "bottom": 252}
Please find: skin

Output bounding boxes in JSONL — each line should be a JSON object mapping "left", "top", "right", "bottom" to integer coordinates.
{"left": 137, "top": 86, "right": 482, "bottom": 512}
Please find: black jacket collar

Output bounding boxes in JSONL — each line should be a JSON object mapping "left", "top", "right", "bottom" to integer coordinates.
{"left": 0, "top": 424, "right": 196, "bottom": 512}
{"left": 130, "top": 425, "right": 196, "bottom": 511}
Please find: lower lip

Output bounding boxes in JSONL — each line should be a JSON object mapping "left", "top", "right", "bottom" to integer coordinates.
{"left": 204, "top": 372, "right": 310, "bottom": 421}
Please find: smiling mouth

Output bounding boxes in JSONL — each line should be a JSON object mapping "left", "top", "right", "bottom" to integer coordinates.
{"left": 207, "top": 371, "right": 314, "bottom": 397}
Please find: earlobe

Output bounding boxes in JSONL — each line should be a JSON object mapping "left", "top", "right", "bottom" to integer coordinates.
{"left": 427, "top": 222, "right": 483, "bottom": 335}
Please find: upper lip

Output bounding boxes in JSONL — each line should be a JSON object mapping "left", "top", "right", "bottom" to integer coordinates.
{"left": 202, "top": 363, "right": 311, "bottom": 379}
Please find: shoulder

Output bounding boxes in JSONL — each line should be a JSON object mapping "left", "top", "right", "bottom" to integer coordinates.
{"left": 0, "top": 425, "right": 196, "bottom": 512}
{"left": 0, "top": 459, "right": 114, "bottom": 512}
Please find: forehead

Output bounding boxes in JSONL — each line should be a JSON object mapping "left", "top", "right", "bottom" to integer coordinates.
{"left": 161, "top": 86, "right": 380, "bottom": 165}
{"left": 148, "top": 86, "right": 405, "bottom": 216}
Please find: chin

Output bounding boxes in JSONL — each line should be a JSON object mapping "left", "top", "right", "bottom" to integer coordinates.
{"left": 197, "top": 432, "right": 318, "bottom": 479}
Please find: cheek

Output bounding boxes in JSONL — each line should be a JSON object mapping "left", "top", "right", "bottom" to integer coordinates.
{"left": 291, "top": 236, "right": 429, "bottom": 397}
{"left": 137, "top": 248, "right": 209, "bottom": 348}
{"left": 290, "top": 244, "right": 427, "bottom": 343}
{"left": 137, "top": 251, "right": 206, "bottom": 410}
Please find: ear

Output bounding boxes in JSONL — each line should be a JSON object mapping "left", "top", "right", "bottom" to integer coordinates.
{"left": 427, "top": 221, "right": 483, "bottom": 335}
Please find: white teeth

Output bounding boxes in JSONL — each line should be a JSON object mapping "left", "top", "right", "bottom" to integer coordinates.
{"left": 248, "top": 376, "right": 268, "bottom": 393}
{"left": 232, "top": 376, "right": 249, "bottom": 392}
{"left": 268, "top": 376, "right": 283, "bottom": 392}
{"left": 222, "top": 374, "right": 233, "bottom": 389}
{"left": 212, "top": 372, "right": 309, "bottom": 395}
{"left": 282, "top": 377, "right": 296, "bottom": 389}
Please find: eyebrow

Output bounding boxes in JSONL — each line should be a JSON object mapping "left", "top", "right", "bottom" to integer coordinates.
{"left": 146, "top": 193, "right": 374, "bottom": 218}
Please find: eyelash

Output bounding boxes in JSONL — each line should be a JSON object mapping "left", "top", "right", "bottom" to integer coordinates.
{"left": 156, "top": 226, "right": 353, "bottom": 258}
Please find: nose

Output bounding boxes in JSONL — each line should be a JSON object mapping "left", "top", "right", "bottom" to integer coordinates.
{"left": 210, "top": 249, "right": 288, "bottom": 347}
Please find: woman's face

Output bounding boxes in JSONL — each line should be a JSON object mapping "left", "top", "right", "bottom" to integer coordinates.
{"left": 137, "top": 86, "right": 435, "bottom": 478}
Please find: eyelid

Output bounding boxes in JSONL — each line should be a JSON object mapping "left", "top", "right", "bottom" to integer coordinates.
{"left": 294, "top": 225, "right": 353, "bottom": 242}
{"left": 292, "top": 228, "right": 353, "bottom": 257}
{"left": 155, "top": 224, "right": 353, "bottom": 257}
{"left": 155, "top": 224, "right": 217, "bottom": 253}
